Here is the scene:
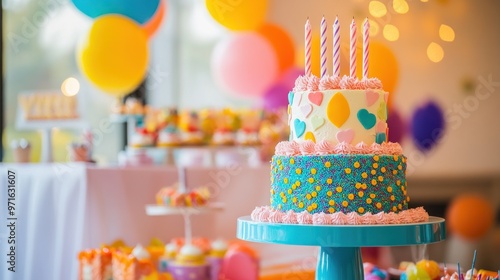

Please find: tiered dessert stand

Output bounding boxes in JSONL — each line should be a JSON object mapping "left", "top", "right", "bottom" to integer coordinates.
{"left": 237, "top": 215, "right": 445, "bottom": 280}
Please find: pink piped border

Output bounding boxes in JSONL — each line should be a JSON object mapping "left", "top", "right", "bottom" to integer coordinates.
{"left": 275, "top": 141, "right": 403, "bottom": 156}
{"left": 251, "top": 206, "right": 429, "bottom": 225}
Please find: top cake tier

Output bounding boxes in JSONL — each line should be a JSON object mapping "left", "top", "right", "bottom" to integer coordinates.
{"left": 289, "top": 75, "right": 388, "bottom": 145}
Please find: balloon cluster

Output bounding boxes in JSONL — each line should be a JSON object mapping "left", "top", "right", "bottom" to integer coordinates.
{"left": 72, "top": 0, "right": 167, "bottom": 97}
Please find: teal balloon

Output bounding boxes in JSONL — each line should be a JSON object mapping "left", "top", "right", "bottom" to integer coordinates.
{"left": 71, "top": 0, "right": 160, "bottom": 24}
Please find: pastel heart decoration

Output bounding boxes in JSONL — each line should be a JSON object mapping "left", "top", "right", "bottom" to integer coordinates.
{"left": 311, "top": 115, "right": 325, "bottom": 131}
{"left": 294, "top": 119, "right": 306, "bottom": 138}
{"left": 376, "top": 133, "right": 386, "bottom": 144}
{"left": 300, "top": 104, "right": 313, "bottom": 117}
{"left": 357, "top": 109, "right": 376, "bottom": 130}
{"left": 326, "top": 92, "right": 350, "bottom": 128}
{"left": 308, "top": 91, "right": 324, "bottom": 106}
{"left": 305, "top": 131, "right": 316, "bottom": 143}
{"left": 375, "top": 121, "right": 386, "bottom": 133}
{"left": 296, "top": 93, "right": 303, "bottom": 105}
{"left": 336, "top": 129, "right": 355, "bottom": 144}
{"left": 377, "top": 102, "right": 387, "bottom": 121}
{"left": 288, "top": 91, "right": 294, "bottom": 105}
{"left": 384, "top": 92, "right": 389, "bottom": 103}
{"left": 365, "top": 90, "right": 379, "bottom": 107}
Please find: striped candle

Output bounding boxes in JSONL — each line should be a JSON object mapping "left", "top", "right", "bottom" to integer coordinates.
{"left": 320, "top": 16, "right": 328, "bottom": 78}
{"left": 350, "top": 18, "right": 357, "bottom": 78}
{"left": 333, "top": 16, "right": 340, "bottom": 77}
{"left": 305, "top": 18, "right": 312, "bottom": 76}
{"left": 363, "top": 18, "right": 370, "bottom": 79}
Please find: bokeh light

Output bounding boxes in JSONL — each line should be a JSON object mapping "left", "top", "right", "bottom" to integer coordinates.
{"left": 368, "top": 19, "right": 380, "bottom": 36}
{"left": 393, "top": 0, "right": 409, "bottom": 14}
{"left": 439, "top": 24, "right": 455, "bottom": 42}
{"left": 61, "top": 77, "right": 80, "bottom": 96}
{"left": 383, "top": 24, "right": 399, "bottom": 41}
{"left": 369, "top": 1, "right": 387, "bottom": 18}
{"left": 427, "top": 42, "right": 444, "bottom": 62}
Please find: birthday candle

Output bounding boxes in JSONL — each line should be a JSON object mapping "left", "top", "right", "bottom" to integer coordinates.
{"left": 350, "top": 18, "right": 357, "bottom": 78}
{"left": 320, "top": 16, "right": 328, "bottom": 78}
{"left": 333, "top": 16, "right": 340, "bottom": 77}
{"left": 305, "top": 18, "right": 312, "bottom": 76}
{"left": 363, "top": 18, "right": 370, "bottom": 79}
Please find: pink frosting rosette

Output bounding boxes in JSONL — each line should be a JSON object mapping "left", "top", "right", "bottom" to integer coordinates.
{"left": 299, "top": 140, "right": 316, "bottom": 155}
{"left": 385, "top": 212, "right": 398, "bottom": 224}
{"left": 373, "top": 212, "right": 386, "bottom": 224}
{"left": 333, "top": 142, "right": 354, "bottom": 154}
{"left": 346, "top": 212, "right": 362, "bottom": 225}
{"left": 330, "top": 212, "right": 347, "bottom": 225}
{"left": 339, "top": 76, "right": 358, "bottom": 89}
{"left": 369, "top": 143, "right": 383, "bottom": 155}
{"left": 360, "top": 212, "right": 376, "bottom": 225}
{"left": 251, "top": 206, "right": 265, "bottom": 221}
{"left": 306, "top": 75, "right": 320, "bottom": 91}
{"left": 381, "top": 142, "right": 403, "bottom": 155}
{"left": 277, "top": 141, "right": 300, "bottom": 156}
{"left": 297, "top": 211, "right": 313, "bottom": 224}
{"left": 282, "top": 210, "right": 298, "bottom": 224}
{"left": 315, "top": 140, "right": 335, "bottom": 155}
{"left": 319, "top": 76, "right": 341, "bottom": 90}
{"left": 359, "top": 78, "right": 383, "bottom": 89}
{"left": 257, "top": 207, "right": 271, "bottom": 222}
{"left": 268, "top": 209, "right": 284, "bottom": 223}
{"left": 293, "top": 75, "right": 309, "bottom": 92}
{"left": 354, "top": 142, "right": 370, "bottom": 154}
{"left": 312, "top": 212, "right": 331, "bottom": 225}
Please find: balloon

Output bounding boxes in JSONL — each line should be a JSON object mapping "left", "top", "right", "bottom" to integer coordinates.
{"left": 387, "top": 109, "right": 406, "bottom": 143}
{"left": 71, "top": 0, "right": 160, "bottom": 24}
{"left": 257, "top": 23, "right": 295, "bottom": 74}
{"left": 143, "top": 0, "right": 166, "bottom": 37}
{"left": 211, "top": 32, "right": 278, "bottom": 98}
{"left": 410, "top": 101, "right": 445, "bottom": 152}
{"left": 262, "top": 83, "right": 289, "bottom": 111}
{"left": 206, "top": 0, "right": 267, "bottom": 31}
{"left": 77, "top": 15, "right": 149, "bottom": 97}
{"left": 446, "top": 194, "right": 494, "bottom": 240}
{"left": 280, "top": 67, "right": 304, "bottom": 90}
{"left": 296, "top": 34, "right": 321, "bottom": 77}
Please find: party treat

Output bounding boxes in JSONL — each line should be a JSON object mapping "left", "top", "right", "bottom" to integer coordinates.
{"left": 236, "top": 109, "right": 263, "bottom": 146}
{"left": 211, "top": 108, "right": 238, "bottom": 146}
{"left": 130, "top": 128, "right": 155, "bottom": 148}
{"left": 178, "top": 110, "right": 205, "bottom": 145}
{"left": 251, "top": 18, "right": 428, "bottom": 225}
{"left": 168, "top": 244, "right": 209, "bottom": 280}
{"left": 157, "top": 109, "right": 182, "bottom": 147}
{"left": 112, "top": 245, "right": 156, "bottom": 280}
{"left": 78, "top": 248, "right": 113, "bottom": 280}
{"left": 156, "top": 185, "right": 210, "bottom": 207}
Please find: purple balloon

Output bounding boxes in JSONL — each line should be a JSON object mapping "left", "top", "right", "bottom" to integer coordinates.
{"left": 387, "top": 109, "right": 406, "bottom": 143}
{"left": 279, "top": 67, "right": 304, "bottom": 90}
{"left": 262, "top": 83, "right": 290, "bottom": 111}
{"left": 410, "top": 100, "right": 445, "bottom": 152}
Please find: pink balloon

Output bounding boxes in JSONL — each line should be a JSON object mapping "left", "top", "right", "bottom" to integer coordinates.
{"left": 211, "top": 33, "right": 279, "bottom": 98}
{"left": 280, "top": 66, "right": 304, "bottom": 90}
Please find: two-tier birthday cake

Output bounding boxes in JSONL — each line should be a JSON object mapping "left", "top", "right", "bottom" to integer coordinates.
{"left": 251, "top": 17, "right": 428, "bottom": 225}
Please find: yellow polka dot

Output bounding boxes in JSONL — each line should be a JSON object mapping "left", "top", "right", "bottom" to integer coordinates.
{"left": 329, "top": 200, "right": 335, "bottom": 206}
{"left": 355, "top": 183, "right": 362, "bottom": 189}
{"left": 292, "top": 197, "right": 297, "bottom": 203}
{"left": 326, "top": 178, "right": 333, "bottom": 184}
{"left": 295, "top": 181, "right": 301, "bottom": 187}
{"left": 398, "top": 204, "right": 402, "bottom": 210}
{"left": 279, "top": 165, "right": 283, "bottom": 170}
{"left": 373, "top": 163, "right": 379, "bottom": 169}
{"left": 366, "top": 198, "right": 372, "bottom": 204}
{"left": 308, "top": 178, "right": 314, "bottom": 183}
{"left": 290, "top": 158, "right": 295, "bottom": 164}
{"left": 358, "top": 191, "right": 364, "bottom": 198}
{"left": 396, "top": 180, "right": 401, "bottom": 186}
{"left": 354, "top": 162, "right": 360, "bottom": 168}
{"left": 345, "top": 168, "right": 352, "bottom": 174}
{"left": 288, "top": 189, "right": 293, "bottom": 194}
{"left": 371, "top": 179, "right": 377, "bottom": 186}
{"left": 280, "top": 192, "right": 285, "bottom": 197}
{"left": 336, "top": 186, "right": 343, "bottom": 193}
{"left": 398, "top": 165, "right": 403, "bottom": 170}
{"left": 361, "top": 172, "right": 368, "bottom": 179}
{"left": 316, "top": 186, "right": 321, "bottom": 191}
{"left": 381, "top": 167, "right": 386, "bottom": 173}
{"left": 284, "top": 178, "right": 289, "bottom": 184}
{"left": 282, "top": 197, "right": 287, "bottom": 203}
{"left": 378, "top": 176, "right": 383, "bottom": 182}
{"left": 307, "top": 206, "right": 313, "bottom": 212}
{"left": 311, "top": 168, "right": 317, "bottom": 175}
{"left": 328, "top": 207, "right": 335, "bottom": 213}
{"left": 348, "top": 194, "right": 354, "bottom": 200}
{"left": 362, "top": 184, "right": 368, "bottom": 190}
{"left": 292, "top": 184, "right": 297, "bottom": 190}
{"left": 299, "top": 202, "right": 304, "bottom": 208}
{"left": 277, "top": 159, "right": 282, "bottom": 164}
{"left": 373, "top": 155, "right": 380, "bottom": 161}
{"left": 306, "top": 194, "right": 312, "bottom": 200}
{"left": 387, "top": 187, "right": 393, "bottom": 193}
{"left": 390, "top": 195, "right": 395, "bottom": 201}
{"left": 311, "top": 191, "right": 317, "bottom": 197}
{"left": 402, "top": 157, "right": 406, "bottom": 163}
{"left": 358, "top": 207, "right": 365, "bottom": 214}
{"left": 271, "top": 189, "right": 275, "bottom": 195}
{"left": 370, "top": 193, "right": 376, "bottom": 199}
{"left": 371, "top": 170, "right": 376, "bottom": 175}
{"left": 312, "top": 203, "right": 318, "bottom": 209}
{"left": 376, "top": 202, "right": 382, "bottom": 209}
{"left": 392, "top": 206, "right": 397, "bottom": 212}
{"left": 393, "top": 155, "right": 399, "bottom": 161}
{"left": 327, "top": 191, "right": 333, "bottom": 197}
{"left": 296, "top": 168, "right": 302, "bottom": 175}
{"left": 393, "top": 170, "right": 398, "bottom": 175}
{"left": 325, "top": 161, "right": 331, "bottom": 168}
{"left": 342, "top": 201, "right": 349, "bottom": 207}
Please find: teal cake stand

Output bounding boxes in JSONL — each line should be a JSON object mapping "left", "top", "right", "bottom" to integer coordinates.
{"left": 237, "top": 216, "right": 446, "bottom": 280}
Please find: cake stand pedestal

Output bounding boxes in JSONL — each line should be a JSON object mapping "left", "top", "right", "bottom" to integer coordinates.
{"left": 237, "top": 216, "right": 445, "bottom": 280}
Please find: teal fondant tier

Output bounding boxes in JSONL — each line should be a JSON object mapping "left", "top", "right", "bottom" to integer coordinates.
{"left": 270, "top": 154, "right": 409, "bottom": 215}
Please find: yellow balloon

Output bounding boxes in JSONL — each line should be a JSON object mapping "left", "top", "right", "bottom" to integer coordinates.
{"left": 77, "top": 15, "right": 149, "bottom": 97}
{"left": 295, "top": 34, "right": 321, "bottom": 77}
{"left": 206, "top": 0, "right": 267, "bottom": 31}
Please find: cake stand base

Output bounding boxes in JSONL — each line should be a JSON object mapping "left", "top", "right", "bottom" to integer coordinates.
{"left": 237, "top": 216, "right": 446, "bottom": 280}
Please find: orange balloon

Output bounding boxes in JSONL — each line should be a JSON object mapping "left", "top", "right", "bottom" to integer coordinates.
{"left": 446, "top": 194, "right": 494, "bottom": 240}
{"left": 295, "top": 34, "right": 321, "bottom": 77}
{"left": 143, "top": 0, "right": 166, "bottom": 37}
{"left": 258, "top": 23, "right": 295, "bottom": 74}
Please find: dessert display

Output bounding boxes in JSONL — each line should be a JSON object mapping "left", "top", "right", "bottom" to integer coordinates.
{"left": 236, "top": 109, "right": 264, "bottom": 146}
{"left": 157, "top": 108, "right": 182, "bottom": 147}
{"left": 18, "top": 92, "right": 79, "bottom": 120}
{"left": 211, "top": 108, "right": 237, "bottom": 146}
{"left": 129, "top": 127, "right": 155, "bottom": 148}
{"left": 250, "top": 17, "right": 428, "bottom": 225}
{"left": 155, "top": 185, "right": 210, "bottom": 207}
